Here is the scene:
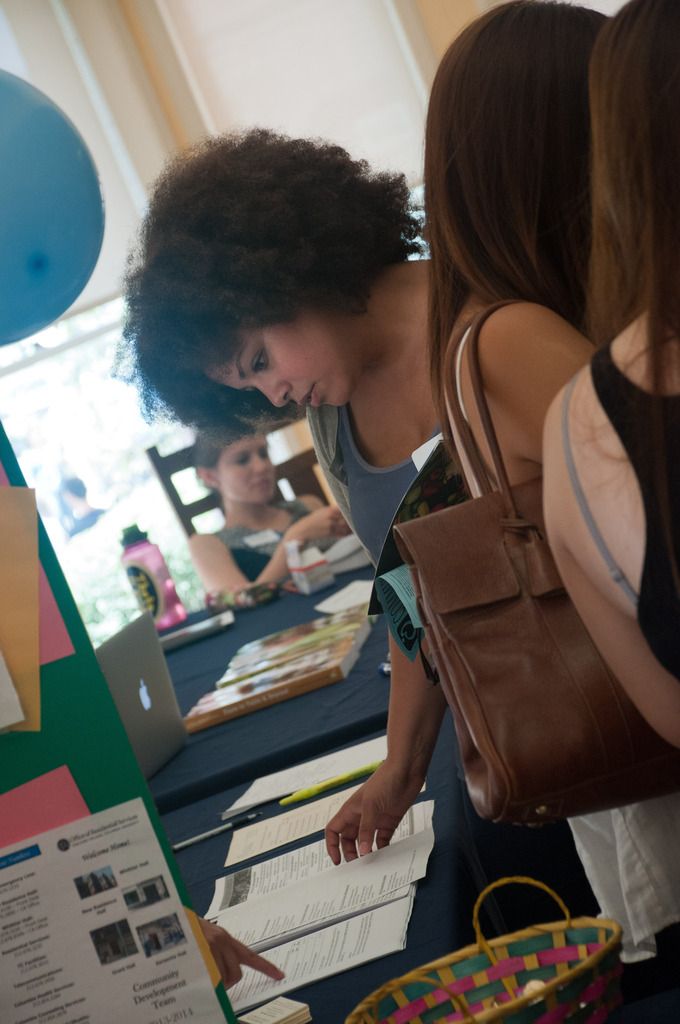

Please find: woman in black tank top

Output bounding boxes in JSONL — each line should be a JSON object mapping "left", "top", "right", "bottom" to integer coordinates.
{"left": 543, "top": 0, "right": 680, "bottom": 749}
{"left": 590, "top": 346, "right": 680, "bottom": 680}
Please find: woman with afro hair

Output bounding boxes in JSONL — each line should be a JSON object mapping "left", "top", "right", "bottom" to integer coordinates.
{"left": 123, "top": 128, "right": 448, "bottom": 872}
{"left": 123, "top": 128, "right": 431, "bottom": 561}
{"left": 123, "top": 7, "right": 602, "bottom": 928}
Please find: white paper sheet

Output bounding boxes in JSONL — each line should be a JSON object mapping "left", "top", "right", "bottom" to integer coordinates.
{"left": 225, "top": 786, "right": 362, "bottom": 866}
{"left": 323, "top": 533, "right": 371, "bottom": 573}
{"left": 237, "top": 995, "right": 310, "bottom": 1024}
{"left": 215, "top": 827, "right": 434, "bottom": 952}
{"left": 228, "top": 895, "right": 415, "bottom": 1013}
{"left": 412, "top": 433, "right": 444, "bottom": 471}
{"left": 0, "top": 798, "right": 223, "bottom": 1024}
{"left": 223, "top": 736, "right": 388, "bottom": 818}
{"left": 0, "top": 648, "right": 25, "bottom": 729}
{"left": 208, "top": 801, "right": 434, "bottom": 917}
{"left": 313, "top": 579, "right": 373, "bottom": 615}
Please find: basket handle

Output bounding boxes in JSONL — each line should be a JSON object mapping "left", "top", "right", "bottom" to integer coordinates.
{"left": 472, "top": 876, "right": 572, "bottom": 1001}
{"left": 473, "top": 875, "right": 572, "bottom": 962}
{"left": 347, "top": 964, "right": 476, "bottom": 1023}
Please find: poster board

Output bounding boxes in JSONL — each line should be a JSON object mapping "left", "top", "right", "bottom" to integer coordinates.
{"left": 0, "top": 422, "right": 235, "bottom": 1023}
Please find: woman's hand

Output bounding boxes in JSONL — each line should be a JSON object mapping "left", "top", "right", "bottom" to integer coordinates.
{"left": 324, "top": 759, "right": 427, "bottom": 865}
{"left": 198, "top": 917, "right": 285, "bottom": 989}
{"left": 285, "top": 505, "right": 350, "bottom": 544}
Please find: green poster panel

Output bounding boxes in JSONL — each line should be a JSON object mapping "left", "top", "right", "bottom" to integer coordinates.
{"left": 0, "top": 422, "right": 235, "bottom": 1023}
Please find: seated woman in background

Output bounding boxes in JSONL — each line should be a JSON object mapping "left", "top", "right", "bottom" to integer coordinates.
{"left": 543, "top": 0, "right": 680, "bottom": 749}
{"left": 189, "top": 433, "right": 348, "bottom": 593}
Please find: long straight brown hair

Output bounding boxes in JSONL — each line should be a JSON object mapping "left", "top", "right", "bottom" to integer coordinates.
{"left": 588, "top": 0, "right": 680, "bottom": 587}
{"left": 425, "top": 0, "right": 604, "bottom": 430}
{"left": 588, "top": 0, "right": 680, "bottom": 354}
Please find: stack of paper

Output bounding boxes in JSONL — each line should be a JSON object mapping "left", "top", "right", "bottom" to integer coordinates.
{"left": 238, "top": 996, "right": 311, "bottom": 1024}
{"left": 323, "top": 533, "right": 371, "bottom": 574}
{"left": 214, "top": 828, "right": 433, "bottom": 951}
{"left": 222, "top": 735, "right": 388, "bottom": 818}
{"left": 209, "top": 802, "right": 435, "bottom": 1012}
{"left": 209, "top": 802, "right": 433, "bottom": 914}
{"left": 184, "top": 609, "right": 372, "bottom": 732}
{"left": 229, "top": 898, "right": 414, "bottom": 1013}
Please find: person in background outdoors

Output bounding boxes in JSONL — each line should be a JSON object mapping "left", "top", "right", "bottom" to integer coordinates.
{"left": 189, "top": 433, "right": 348, "bottom": 593}
{"left": 541, "top": 0, "right": 680, "bottom": 992}
{"left": 58, "top": 475, "right": 106, "bottom": 538}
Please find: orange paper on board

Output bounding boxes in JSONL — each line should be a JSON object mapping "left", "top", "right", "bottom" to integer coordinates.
{"left": 0, "top": 766, "right": 90, "bottom": 847}
{"left": 0, "top": 463, "right": 74, "bottom": 666}
{"left": 0, "top": 487, "right": 40, "bottom": 730}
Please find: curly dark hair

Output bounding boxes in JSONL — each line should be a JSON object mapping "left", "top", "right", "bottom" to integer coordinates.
{"left": 120, "top": 129, "right": 422, "bottom": 438}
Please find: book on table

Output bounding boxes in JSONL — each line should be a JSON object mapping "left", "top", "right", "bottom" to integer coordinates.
{"left": 183, "top": 608, "right": 372, "bottom": 733}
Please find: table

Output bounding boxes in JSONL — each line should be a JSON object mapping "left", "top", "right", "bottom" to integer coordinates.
{"left": 149, "top": 569, "right": 390, "bottom": 814}
{"left": 155, "top": 576, "right": 678, "bottom": 1021}
{"left": 163, "top": 716, "right": 471, "bottom": 1021}
{"left": 163, "top": 714, "right": 604, "bottom": 1023}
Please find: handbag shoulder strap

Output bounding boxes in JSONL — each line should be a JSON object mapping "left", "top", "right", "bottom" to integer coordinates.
{"left": 444, "top": 302, "right": 521, "bottom": 518}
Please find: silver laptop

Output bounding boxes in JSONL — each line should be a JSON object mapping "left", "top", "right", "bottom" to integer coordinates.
{"left": 96, "top": 613, "right": 187, "bottom": 778}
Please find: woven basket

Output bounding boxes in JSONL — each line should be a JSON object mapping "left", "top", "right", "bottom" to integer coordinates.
{"left": 346, "top": 877, "right": 623, "bottom": 1024}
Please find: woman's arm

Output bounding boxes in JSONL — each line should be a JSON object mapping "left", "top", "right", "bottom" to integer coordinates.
{"left": 188, "top": 533, "right": 250, "bottom": 592}
{"left": 198, "top": 918, "right": 284, "bottom": 988}
{"left": 249, "top": 504, "right": 349, "bottom": 585}
{"left": 325, "top": 634, "right": 447, "bottom": 863}
{"left": 298, "top": 493, "right": 324, "bottom": 511}
{"left": 189, "top": 505, "right": 349, "bottom": 593}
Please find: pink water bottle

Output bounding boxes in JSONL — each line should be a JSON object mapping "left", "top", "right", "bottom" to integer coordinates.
{"left": 121, "top": 524, "right": 187, "bottom": 630}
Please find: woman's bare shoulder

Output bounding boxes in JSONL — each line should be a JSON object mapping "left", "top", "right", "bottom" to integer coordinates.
{"left": 463, "top": 303, "right": 593, "bottom": 467}
{"left": 475, "top": 302, "right": 592, "bottom": 384}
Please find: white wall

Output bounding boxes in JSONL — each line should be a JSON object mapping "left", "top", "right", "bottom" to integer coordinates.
{"left": 0, "top": 0, "right": 144, "bottom": 313}
{"left": 159, "top": 0, "right": 431, "bottom": 184}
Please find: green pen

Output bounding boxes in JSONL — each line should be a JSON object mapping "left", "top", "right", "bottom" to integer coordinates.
{"left": 279, "top": 760, "right": 383, "bottom": 806}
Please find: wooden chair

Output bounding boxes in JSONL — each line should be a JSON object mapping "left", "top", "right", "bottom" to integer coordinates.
{"left": 146, "top": 442, "right": 327, "bottom": 536}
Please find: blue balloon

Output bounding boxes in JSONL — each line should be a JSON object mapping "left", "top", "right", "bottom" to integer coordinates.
{"left": 0, "top": 70, "right": 104, "bottom": 345}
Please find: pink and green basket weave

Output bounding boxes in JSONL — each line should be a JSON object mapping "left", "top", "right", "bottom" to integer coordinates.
{"left": 346, "top": 877, "right": 623, "bottom": 1024}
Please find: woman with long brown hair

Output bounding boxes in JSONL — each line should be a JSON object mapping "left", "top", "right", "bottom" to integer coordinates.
{"left": 543, "top": 0, "right": 680, "bottom": 744}
{"left": 423, "top": 0, "right": 680, "bottom": 989}
{"left": 326, "top": 0, "right": 604, "bottom": 864}
{"left": 542, "top": 0, "right": 680, "bottom": 986}
{"left": 425, "top": 0, "right": 597, "bottom": 491}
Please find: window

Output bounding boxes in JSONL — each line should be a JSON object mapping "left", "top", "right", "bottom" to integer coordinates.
{"left": 0, "top": 302, "right": 205, "bottom": 644}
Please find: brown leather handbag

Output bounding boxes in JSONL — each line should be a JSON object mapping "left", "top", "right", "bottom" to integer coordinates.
{"left": 394, "top": 305, "right": 680, "bottom": 824}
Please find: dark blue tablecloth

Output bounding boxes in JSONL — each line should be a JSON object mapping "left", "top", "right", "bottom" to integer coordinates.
{"left": 150, "top": 570, "right": 390, "bottom": 813}
{"left": 163, "top": 717, "right": 472, "bottom": 1022}
{"left": 156, "top": 573, "right": 677, "bottom": 1021}
{"left": 164, "top": 715, "right": 608, "bottom": 1022}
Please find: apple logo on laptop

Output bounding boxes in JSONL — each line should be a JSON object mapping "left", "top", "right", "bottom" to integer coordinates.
{"left": 138, "top": 678, "right": 152, "bottom": 711}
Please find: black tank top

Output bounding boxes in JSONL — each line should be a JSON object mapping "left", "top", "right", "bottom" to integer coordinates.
{"left": 591, "top": 345, "right": 680, "bottom": 679}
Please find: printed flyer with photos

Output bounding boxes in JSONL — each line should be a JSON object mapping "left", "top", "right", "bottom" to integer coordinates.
{"left": 0, "top": 798, "right": 224, "bottom": 1024}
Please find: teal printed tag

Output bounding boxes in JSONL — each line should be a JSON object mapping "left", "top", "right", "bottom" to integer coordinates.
{"left": 374, "top": 565, "right": 422, "bottom": 661}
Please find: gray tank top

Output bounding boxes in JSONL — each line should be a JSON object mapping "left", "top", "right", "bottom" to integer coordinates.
{"left": 337, "top": 405, "right": 424, "bottom": 564}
